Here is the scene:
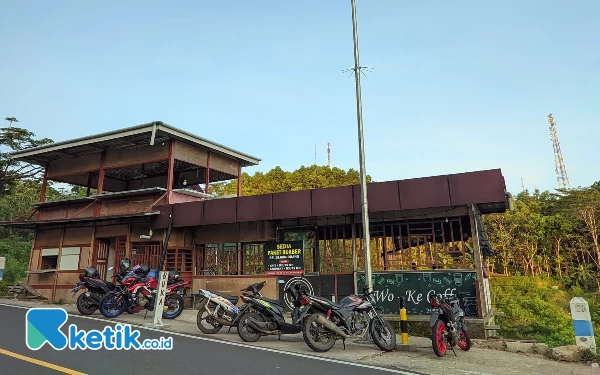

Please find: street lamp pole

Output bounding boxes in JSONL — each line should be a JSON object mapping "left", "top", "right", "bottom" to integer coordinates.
{"left": 350, "top": 0, "right": 372, "bottom": 293}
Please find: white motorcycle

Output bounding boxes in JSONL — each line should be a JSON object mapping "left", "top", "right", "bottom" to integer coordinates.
{"left": 196, "top": 281, "right": 266, "bottom": 334}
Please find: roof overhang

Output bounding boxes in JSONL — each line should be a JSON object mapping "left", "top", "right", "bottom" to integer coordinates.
{"left": 0, "top": 212, "right": 160, "bottom": 230}
{"left": 9, "top": 121, "right": 261, "bottom": 167}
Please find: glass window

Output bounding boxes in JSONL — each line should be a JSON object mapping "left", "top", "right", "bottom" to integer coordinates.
{"left": 59, "top": 247, "right": 81, "bottom": 271}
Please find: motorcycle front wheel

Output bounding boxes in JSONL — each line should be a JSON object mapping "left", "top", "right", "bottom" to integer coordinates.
{"left": 432, "top": 319, "right": 448, "bottom": 357}
{"left": 76, "top": 293, "right": 97, "bottom": 315}
{"left": 302, "top": 313, "right": 337, "bottom": 353}
{"left": 196, "top": 300, "right": 223, "bottom": 334}
{"left": 458, "top": 328, "right": 472, "bottom": 351}
{"left": 370, "top": 317, "right": 396, "bottom": 352}
{"left": 99, "top": 292, "right": 127, "bottom": 318}
{"left": 237, "top": 312, "right": 265, "bottom": 342}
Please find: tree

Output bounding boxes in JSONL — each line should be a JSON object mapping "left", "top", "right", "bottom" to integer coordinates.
{"left": 210, "top": 165, "right": 373, "bottom": 197}
{"left": 0, "top": 126, "right": 53, "bottom": 196}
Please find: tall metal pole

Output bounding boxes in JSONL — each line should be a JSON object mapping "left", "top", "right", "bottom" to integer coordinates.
{"left": 350, "top": 0, "right": 372, "bottom": 293}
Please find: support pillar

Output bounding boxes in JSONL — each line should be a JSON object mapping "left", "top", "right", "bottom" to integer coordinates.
{"left": 86, "top": 172, "right": 92, "bottom": 197}
{"left": 469, "top": 204, "right": 493, "bottom": 335}
{"left": 38, "top": 164, "right": 49, "bottom": 220}
{"left": 205, "top": 152, "right": 211, "bottom": 194}
{"left": 96, "top": 151, "right": 106, "bottom": 194}
{"left": 166, "top": 140, "right": 175, "bottom": 203}
{"left": 351, "top": 216, "right": 357, "bottom": 294}
{"left": 94, "top": 151, "right": 106, "bottom": 217}
{"left": 39, "top": 164, "right": 48, "bottom": 202}
{"left": 237, "top": 161, "right": 242, "bottom": 197}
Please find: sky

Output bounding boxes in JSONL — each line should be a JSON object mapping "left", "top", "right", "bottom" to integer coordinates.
{"left": 1, "top": 1, "right": 598, "bottom": 195}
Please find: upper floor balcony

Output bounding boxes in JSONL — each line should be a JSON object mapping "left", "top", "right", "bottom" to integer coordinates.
{"left": 4, "top": 121, "right": 260, "bottom": 226}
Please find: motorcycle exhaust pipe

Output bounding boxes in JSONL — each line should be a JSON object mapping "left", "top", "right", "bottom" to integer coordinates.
{"left": 247, "top": 318, "right": 271, "bottom": 334}
{"left": 315, "top": 314, "right": 350, "bottom": 338}
{"left": 85, "top": 292, "right": 101, "bottom": 305}
{"left": 211, "top": 316, "right": 235, "bottom": 327}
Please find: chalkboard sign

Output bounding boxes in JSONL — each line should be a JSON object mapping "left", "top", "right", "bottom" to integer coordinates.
{"left": 264, "top": 241, "right": 304, "bottom": 276}
{"left": 357, "top": 271, "right": 478, "bottom": 316}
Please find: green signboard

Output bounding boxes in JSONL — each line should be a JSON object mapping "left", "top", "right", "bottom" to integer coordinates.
{"left": 357, "top": 271, "right": 478, "bottom": 316}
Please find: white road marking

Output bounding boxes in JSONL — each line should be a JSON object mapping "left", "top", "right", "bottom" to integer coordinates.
{"left": 0, "top": 303, "right": 423, "bottom": 375}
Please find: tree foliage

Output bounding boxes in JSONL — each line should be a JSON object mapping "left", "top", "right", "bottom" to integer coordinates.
{"left": 485, "top": 183, "right": 600, "bottom": 290}
{"left": 210, "top": 165, "right": 372, "bottom": 197}
{"left": 0, "top": 126, "right": 53, "bottom": 196}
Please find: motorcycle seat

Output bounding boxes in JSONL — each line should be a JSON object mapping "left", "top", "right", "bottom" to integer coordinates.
{"left": 313, "top": 297, "right": 344, "bottom": 310}
{"left": 255, "top": 296, "right": 284, "bottom": 307}
{"left": 207, "top": 290, "right": 239, "bottom": 305}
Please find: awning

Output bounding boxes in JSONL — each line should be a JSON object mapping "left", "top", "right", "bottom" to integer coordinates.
{"left": 0, "top": 211, "right": 160, "bottom": 229}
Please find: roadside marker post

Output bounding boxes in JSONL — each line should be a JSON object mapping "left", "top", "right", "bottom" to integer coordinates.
{"left": 570, "top": 297, "right": 596, "bottom": 353}
{"left": 399, "top": 297, "right": 408, "bottom": 344}
{"left": 145, "top": 214, "right": 173, "bottom": 330}
{"left": 396, "top": 296, "right": 416, "bottom": 352}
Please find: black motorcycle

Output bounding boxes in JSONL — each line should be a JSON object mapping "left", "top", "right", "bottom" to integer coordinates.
{"left": 71, "top": 266, "right": 124, "bottom": 315}
{"left": 430, "top": 292, "right": 472, "bottom": 357}
{"left": 236, "top": 279, "right": 313, "bottom": 342}
{"left": 301, "top": 286, "right": 396, "bottom": 353}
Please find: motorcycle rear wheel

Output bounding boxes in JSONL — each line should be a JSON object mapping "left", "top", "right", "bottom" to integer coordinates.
{"left": 302, "top": 313, "right": 337, "bottom": 353}
{"left": 196, "top": 300, "right": 223, "bottom": 334}
{"left": 76, "top": 293, "right": 97, "bottom": 315}
{"left": 432, "top": 319, "right": 447, "bottom": 357}
{"left": 370, "top": 317, "right": 396, "bottom": 352}
{"left": 237, "top": 312, "right": 265, "bottom": 342}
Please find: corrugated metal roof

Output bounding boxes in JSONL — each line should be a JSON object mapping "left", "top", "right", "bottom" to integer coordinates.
{"left": 9, "top": 121, "right": 261, "bottom": 167}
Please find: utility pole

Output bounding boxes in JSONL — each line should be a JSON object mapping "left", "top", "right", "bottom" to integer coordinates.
{"left": 350, "top": 0, "right": 372, "bottom": 293}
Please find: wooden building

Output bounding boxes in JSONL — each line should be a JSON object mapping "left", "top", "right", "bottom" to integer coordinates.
{"left": 2, "top": 121, "right": 259, "bottom": 302}
{"left": 2, "top": 123, "right": 509, "bottom": 335}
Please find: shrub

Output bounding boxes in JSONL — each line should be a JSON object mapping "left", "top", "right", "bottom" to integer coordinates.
{"left": 492, "top": 276, "right": 599, "bottom": 348}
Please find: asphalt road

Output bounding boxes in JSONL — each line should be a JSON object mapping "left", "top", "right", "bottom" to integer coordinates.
{"left": 0, "top": 304, "right": 420, "bottom": 375}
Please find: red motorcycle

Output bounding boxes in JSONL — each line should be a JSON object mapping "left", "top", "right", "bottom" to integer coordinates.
{"left": 98, "top": 264, "right": 189, "bottom": 319}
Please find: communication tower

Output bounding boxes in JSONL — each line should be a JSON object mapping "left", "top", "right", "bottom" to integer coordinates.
{"left": 327, "top": 142, "right": 331, "bottom": 168}
{"left": 547, "top": 113, "right": 570, "bottom": 190}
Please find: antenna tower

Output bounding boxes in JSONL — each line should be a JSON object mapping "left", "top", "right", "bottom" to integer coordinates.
{"left": 547, "top": 113, "right": 570, "bottom": 190}
{"left": 327, "top": 142, "right": 331, "bottom": 168}
{"left": 521, "top": 177, "right": 525, "bottom": 191}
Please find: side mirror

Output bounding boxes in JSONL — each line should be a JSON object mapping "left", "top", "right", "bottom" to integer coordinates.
{"left": 278, "top": 280, "right": 285, "bottom": 284}
{"left": 108, "top": 267, "right": 114, "bottom": 271}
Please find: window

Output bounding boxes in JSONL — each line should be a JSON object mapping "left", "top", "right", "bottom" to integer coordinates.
{"left": 40, "top": 248, "right": 59, "bottom": 270}
{"left": 166, "top": 249, "right": 193, "bottom": 272}
{"left": 59, "top": 247, "right": 81, "bottom": 271}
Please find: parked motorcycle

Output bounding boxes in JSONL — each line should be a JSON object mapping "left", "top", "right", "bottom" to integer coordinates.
{"left": 430, "top": 292, "right": 472, "bottom": 357}
{"left": 71, "top": 266, "right": 116, "bottom": 315}
{"left": 301, "top": 286, "right": 396, "bottom": 353}
{"left": 99, "top": 264, "right": 189, "bottom": 320}
{"left": 196, "top": 281, "right": 267, "bottom": 334}
{"left": 236, "top": 279, "right": 313, "bottom": 342}
{"left": 71, "top": 259, "right": 133, "bottom": 315}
